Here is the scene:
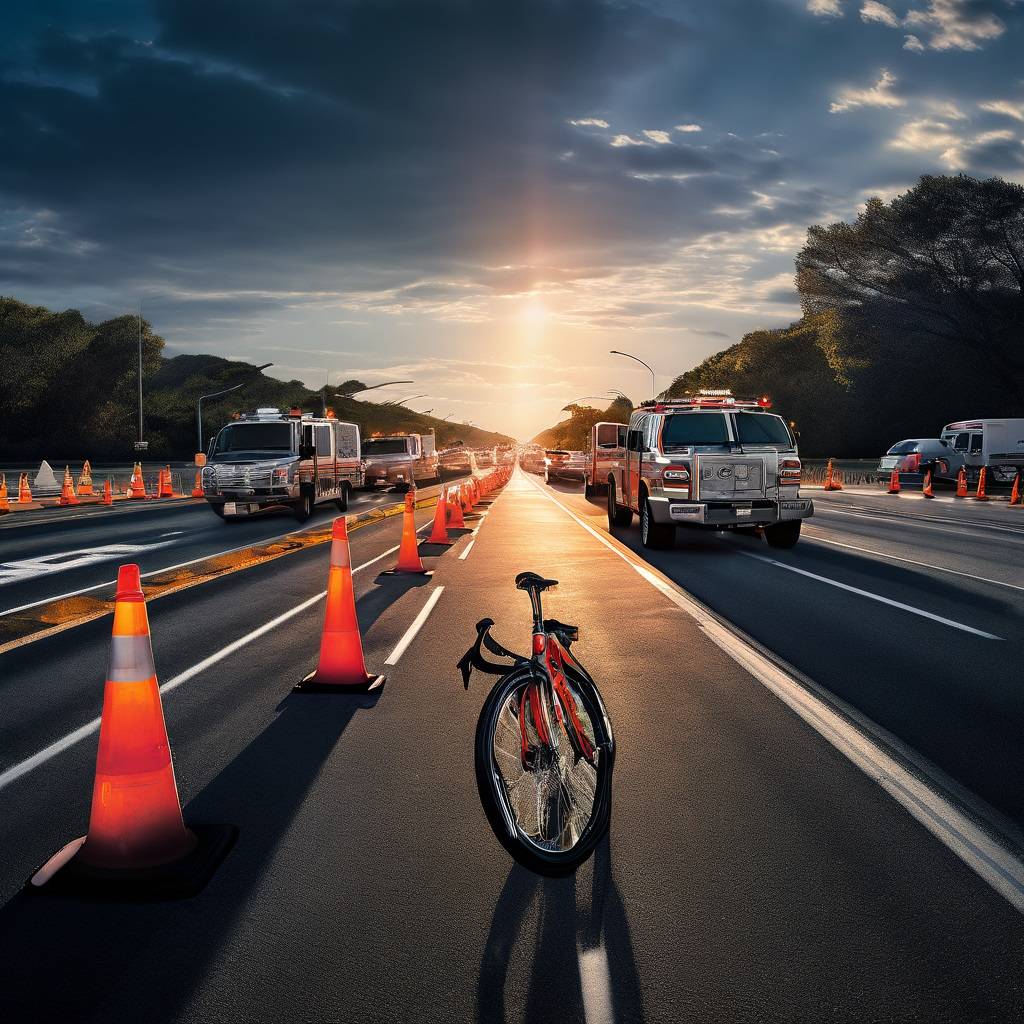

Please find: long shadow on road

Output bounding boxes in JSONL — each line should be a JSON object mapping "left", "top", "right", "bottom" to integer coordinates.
{"left": 477, "top": 835, "right": 643, "bottom": 1024}
{"left": 0, "top": 692, "right": 373, "bottom": 1022}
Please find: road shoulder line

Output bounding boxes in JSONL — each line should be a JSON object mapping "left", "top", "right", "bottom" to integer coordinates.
{"left": 523, "top": 473, "right": 1024, "bottom": 914}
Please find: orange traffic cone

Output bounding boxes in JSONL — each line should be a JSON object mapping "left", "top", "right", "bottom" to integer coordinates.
{"left": 460, "top": 484, "right": 474, "bottom": 515}
{"left": 823, "top": 458, "right": 843, "bottom": 491}
{"left": 381, "top": 490, "right": 431, "bottom": 576}
{"left": 102, "top": 478, "right": 113, "bottom": 505}
{"left": 974, "top": 466, "right": 989, "bottom": 501}
{"left": 1010, "top": 471, "right": 1021, "bottom": 507}
{"left": 955, "top": 466, "right": 968, "bottom": 497}
{"left": 296, "top": 518, "right": 384, "bottom": 692}
{"left": 30, "top": 564, "right": 235, "bottom": 896}
{"left": 427, "top": 486, "right": 452, "bottom": 545}
{"left": 887, "top": 469, "right": 900, "bottom": 494}
{"left": 0, "top": 474, "right": 9, "bottom": 514}
{"left": 158, "top": 465, "right": 173, "bottom": 499}
{"left": 59, "top": 465, "right": 79, "bottom": 505}
{"left": 191, "top": 470, "right": 203, "bottom": 498}
{"left": 18, "top": 472, "right": 31, "bottom": 504}
{"left": 78, "top": 459, "right": 94, "bottom": 496}
{"left": 128, "top": 462, "right": 147, "bottom": 499}
{"left": 922, "top": 466, "right": 935, "bottom": 498}
{"left": 447, "top": 485, "right": 466, "bottom": 529}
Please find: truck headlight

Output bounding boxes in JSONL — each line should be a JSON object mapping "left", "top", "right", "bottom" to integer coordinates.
{"left": 272, "top": 466, "right": 292, "bottom": 486}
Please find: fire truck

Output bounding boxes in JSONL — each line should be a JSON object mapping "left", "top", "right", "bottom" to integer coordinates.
{"left": 601, "top": 391, "right": 813, "bottom": 549}
{"left": 202, "top": 407, "right": 363, "bottom": 522}
{"left": 361, "top": 431, "right": 439, "bottom": 490}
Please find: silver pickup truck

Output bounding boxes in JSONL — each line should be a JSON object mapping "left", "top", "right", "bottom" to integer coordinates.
{"left": 602, "top": 393, "right": 813, "bottom": 549}
{"left": 202, "top": 407, "right": 362, "bottom": 522}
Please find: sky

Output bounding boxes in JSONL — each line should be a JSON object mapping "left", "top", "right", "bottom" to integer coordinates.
{"left": 1, "top": 1, "right": 1023, "bottom": 439}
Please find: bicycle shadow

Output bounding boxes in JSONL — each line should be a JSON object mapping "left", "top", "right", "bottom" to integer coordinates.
{"left": 476, "top": 833, "right": 643, "bottom": 1024}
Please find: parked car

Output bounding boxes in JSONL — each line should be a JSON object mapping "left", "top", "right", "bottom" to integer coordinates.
{"left": 876, "top": 439, "right": 957, "bottom": 485}
{"left": 544, "top": 449, "right": 587, "bottom": 484}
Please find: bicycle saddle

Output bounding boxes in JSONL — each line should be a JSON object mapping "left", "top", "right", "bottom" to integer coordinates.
{"left": 515, "top": 571, "right": 558, "bottom": 592}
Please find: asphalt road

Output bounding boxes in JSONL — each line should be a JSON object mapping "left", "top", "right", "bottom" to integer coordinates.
{"left": 0, "top": 471, "right": 1022, "bottom": 1021}
{"left": 545, "top": 476, "right": 1024, "bottom": 837}
{"left": 0, "top": 478, "right": 471, "bottom": 615}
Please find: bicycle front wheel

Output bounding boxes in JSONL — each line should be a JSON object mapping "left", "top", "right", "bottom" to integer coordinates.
{"left": 475, "top": 666, "right": 614, "bottom": 875}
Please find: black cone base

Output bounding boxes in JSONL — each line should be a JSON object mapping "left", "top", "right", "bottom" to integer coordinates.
{"left": 29, "top": 824, "right": 237, "bottom": 901}
{"left": 294, "top": 669, "right": 385, "bottom": 694}
{"left": 377, "top": 569, "right": 432, "bottom": 577}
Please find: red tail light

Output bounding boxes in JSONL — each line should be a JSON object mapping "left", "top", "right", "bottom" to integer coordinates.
{"left": 779, "top": 457, "right": 801, "bottom": 484}
{"left": 900, "top": 453, "right": 920, "bottom": 472}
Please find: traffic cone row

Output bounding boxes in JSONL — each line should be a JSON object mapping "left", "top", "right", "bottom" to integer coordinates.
{"left": 0, "top": 474, "right": 9, "bottom": 514}
{"left": 158, "top": 465, "right": 174, "bottom": 499}
{"left": 823, "top": 458, "right": 843, "bottom": 491}
{"left": 191, "top": 470, "right": 204, "bottom": 498}
{"left": 102, "top": 478, "right": 113, "bottom": 505}
{"left": 1011, "top": 471, "right": 1022, "bottom": 507}
{"left": 19, "top": 472, "right": 32, "bottom": 504}
{"left": 955, "top": 466, "right": 968, "bottom": 498}
{"left": 887, "top": 468, "right": 900, "bottom": 494}
{"left": 78, "top": 459, "right": 94, "bottom": 496}
{"left": 974, "top": 466, "right": 989, "bottom": 502}
{"left": 30, "top": 468, "right": 515, "bottom": 894}
{"left": 922, "top": 466, "right": 935, "bottom": 498}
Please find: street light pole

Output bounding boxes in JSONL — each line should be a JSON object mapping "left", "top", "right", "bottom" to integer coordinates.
{"left": 610, "top": 349, "right": 657, "bottom": 399}
{"left": 197, "top": 362, "right": 273, "bottom": 453}
{"left": 137, "top": 303, "right": 144, "bottom": 447}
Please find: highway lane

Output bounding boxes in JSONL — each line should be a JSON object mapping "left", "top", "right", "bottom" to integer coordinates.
{"left": 0, "top": 477, "right": 471, "bottom": 615}
{"left": 541, "top": 475, "right": 1024, "bottom": 839}
{"left": 0, "top": 470, "right": 1023, "bottom": 1021}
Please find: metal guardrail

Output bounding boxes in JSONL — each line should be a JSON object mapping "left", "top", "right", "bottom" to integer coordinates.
{"left": 801, "top": 459, "right": 879, "bottom": 487}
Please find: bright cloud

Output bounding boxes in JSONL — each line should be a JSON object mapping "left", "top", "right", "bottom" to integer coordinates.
{"left": 569, "top": 118, "right": 610, "bottom": 128}
{"left": 808, "top": 0, "right": 844, "bottom": 15}
{"left": 674, "top": 123, "right": 702, "bottom": 133}
{"left": 830, "top": 69, "right": 904, "bottom": 113}
{"left": 610, "top": 133, "right": 648, "bottom": 147}
{"left": 903, "top": 33, "right": 926, "bottom": 50}
{"left": 904, "top": 0, "right": 1007, "bottom": 51}
{"left": 860, "top": 2, "right": 901, "bottom": 27}
{"left": 642, "top": 129, "right": 672, "bottom": 144}
{"left": 979, "top": 99, "right": 1024, "bottom": 123}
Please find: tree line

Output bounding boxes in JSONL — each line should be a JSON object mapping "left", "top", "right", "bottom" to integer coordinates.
{"left": 0, "top": 298, "right": 511, "bottom": 460}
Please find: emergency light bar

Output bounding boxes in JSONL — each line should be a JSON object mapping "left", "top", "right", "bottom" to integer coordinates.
{"left": 641, "top": 393, "right": 772, "bottom": 411}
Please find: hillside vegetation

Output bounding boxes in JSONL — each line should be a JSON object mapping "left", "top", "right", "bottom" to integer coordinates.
{"left": 538, "top": 174, "right": 1024, "bottom": 457}
{"left": 0, "top": 298, "right": 511, "bottom": 459}
{"left": 532, "top": 397, "right": 633, "bottom": 449}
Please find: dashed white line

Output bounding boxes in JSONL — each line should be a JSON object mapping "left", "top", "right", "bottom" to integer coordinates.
{"left": 384, "top": 586, "right": 445, "bottom": 665}
{"left": 459, "top": 539, "right": 476, "bottom": 560}
{"left": 0, "top": 543, "right": 400, "bottom": 793}
{"left": 738, "top": 550, "right": 1002, "bottom": 639}
{"left": 802, "top": 528, "right": 1024, "bottom": 594}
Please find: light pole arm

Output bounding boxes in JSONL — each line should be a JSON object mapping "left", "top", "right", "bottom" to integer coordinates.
{"left": 197, "top": 382, "right": 246, "bottom": 453}
{"left": 610, "top": 350, "right": 656, "bottom": 398}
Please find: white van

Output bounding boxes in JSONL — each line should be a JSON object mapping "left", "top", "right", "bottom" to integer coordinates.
{"left": 939, "top": 419, "right": 1024, "bottom": 483}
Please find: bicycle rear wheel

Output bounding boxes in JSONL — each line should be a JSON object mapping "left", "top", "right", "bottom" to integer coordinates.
{"left": 475, "top": 665, "right": 613, "bottom": 875}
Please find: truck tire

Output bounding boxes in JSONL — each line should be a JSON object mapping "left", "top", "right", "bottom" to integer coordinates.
{"left": 293, "top": 491, "right": 314, "bottom": 523}
{"left": 584, "top": 481, "right": 593, "bottom": 499}
{"left": 640, "top": 495, "right": 674, "bottom": 550}
{"left": 334, "top": 484, "right": 349, "bottom": 513}
{"left": 607, "top": 480, "right": 633, "bottom": 530}
{"left": 765, "top": 520, "right": 801, "bottom": 549}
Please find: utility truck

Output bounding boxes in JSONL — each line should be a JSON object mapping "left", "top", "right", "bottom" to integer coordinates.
{"left": 202, "top": 407, "right": 362, "bottom": 522}
{"left": 361, "top": 431, "right": 439, "bottom": 490}
{"left": 602, "top": 391, "right": 813, "bottom": 549}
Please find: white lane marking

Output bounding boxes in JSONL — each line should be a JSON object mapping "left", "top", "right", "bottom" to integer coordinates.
{"left": 802, "top": 528, "right": 1024, "bottom": 594}
{"left": 459, "top": 539, "right": 476, "bottom": 560}
{"left": 737, "top": 550, "right": 1002, "bottom": 640}
{"left": 817, "top": 504, "right": 1024, "bottom": 540}
{"left": 0, "top": 500, "right": 433, "bottom": 618}
{"left": 384, "top": 586, "right": 445, "bottom": 665}
{"left": 0, "top": 542, "right": 177, "bottom": 587}
{"left": 578, "top": 945, "right": 615, "bottom": 1024}
{"left": 524, "top": 475, "right": 1024, "bottom": 914}
{"left": 159, "top": 530, "right": 185, "bottom": 537}
{"left": 0, "top": 544, "right": 398, "bottom": 793}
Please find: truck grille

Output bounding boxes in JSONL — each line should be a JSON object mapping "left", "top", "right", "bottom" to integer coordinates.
{"left": 215, "top": 466, "right": 273, "bottom": 490}
{"left": 696, "top": 458, "right": 767, "bottom": 499}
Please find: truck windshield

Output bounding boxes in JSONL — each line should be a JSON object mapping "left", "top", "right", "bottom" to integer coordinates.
{"left": 734, "top": 412, "right": 793, "bottom": 447}
{"left": 214, "top": 423, "right": 292, "bottom": 453}
{"left": 662, "top": 413, "right": 729, "bottom": 449}
{"left": 363, "top": 439, "right": 408, "bottom": 456}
